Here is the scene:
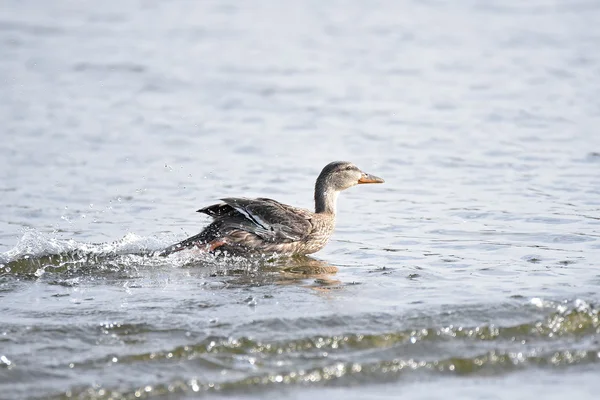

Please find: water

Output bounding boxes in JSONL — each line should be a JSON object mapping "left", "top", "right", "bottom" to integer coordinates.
{"left": 1, "top": 0, "right": 600, "bottom": 398}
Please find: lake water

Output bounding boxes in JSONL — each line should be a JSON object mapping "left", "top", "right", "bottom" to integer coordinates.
{"left": 1, "top": 0, "right": 600, "bottom": 399}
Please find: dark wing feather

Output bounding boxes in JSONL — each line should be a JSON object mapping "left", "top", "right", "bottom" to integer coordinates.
{"left": 220, "top": 197, "right": 313, "bottom": 242}
{"left": 159, "top": 202, "right": 233, "bottom": 256}
{"left": 197, "top": 202, "right": 235, "bottom": 217}
{"left": 158, "top": 231, "right": 210, "bottom": 256}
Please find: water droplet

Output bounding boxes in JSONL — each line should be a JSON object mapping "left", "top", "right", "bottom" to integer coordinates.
{"left": 245, "top": 296, "right": 257, "bottom": 307}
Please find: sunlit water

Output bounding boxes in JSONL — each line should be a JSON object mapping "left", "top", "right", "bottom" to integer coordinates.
{"left": 1, "top": 0, "right": 600, "bottom": 399}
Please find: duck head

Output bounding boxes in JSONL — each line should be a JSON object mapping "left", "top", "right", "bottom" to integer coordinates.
{"left": 317, "top": 161, "right": 385, "bottom": 191}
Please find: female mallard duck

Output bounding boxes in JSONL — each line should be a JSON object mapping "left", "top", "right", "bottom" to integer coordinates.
{"left": 160, "top": 161, "right": 384, "bottom": 256}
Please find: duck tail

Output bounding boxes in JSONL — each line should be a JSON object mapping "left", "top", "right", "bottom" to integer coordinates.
{"left": 158, "top": 236, "right": 226, "bottom": 257}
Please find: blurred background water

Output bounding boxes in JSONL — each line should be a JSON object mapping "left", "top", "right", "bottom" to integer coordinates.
{"left": 1, "top": 0, "right": 600, "bottom": 399}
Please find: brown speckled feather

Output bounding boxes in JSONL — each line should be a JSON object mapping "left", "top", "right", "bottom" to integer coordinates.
{"left": 221, "top": 197, "right": 313, "bottom": 242}
{"left": 160, "top": 197, "right": 319, "bottom": 256}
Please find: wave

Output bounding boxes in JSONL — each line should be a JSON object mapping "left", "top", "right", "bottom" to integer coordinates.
{"left": 0, "top": 230, "right": 339, "bottom": 281}
{"left": 44, "top": 299, "right": 599, "bottom": 399}
{"left": 0, "top": 229, "right": 233, "bottom": 278}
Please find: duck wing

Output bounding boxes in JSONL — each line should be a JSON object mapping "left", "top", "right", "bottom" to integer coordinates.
{"left": 220, "top": 197, "right": 313, "bottom": 242}
{"left": 158, "top": 197, "right": 313, "bottom": 256}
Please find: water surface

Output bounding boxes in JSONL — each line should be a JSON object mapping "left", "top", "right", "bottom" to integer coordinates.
{"left": 1, "top": 0, "right": 600, "bottom": 399}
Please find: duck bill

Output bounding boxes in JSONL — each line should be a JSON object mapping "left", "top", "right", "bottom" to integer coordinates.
{"left": 358, "top": 172, "right": 385, "bottom": 184}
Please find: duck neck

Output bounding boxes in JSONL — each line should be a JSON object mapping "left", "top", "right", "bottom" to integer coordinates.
{"left": 314, "top": 179, "right": 339, "bottom": 215}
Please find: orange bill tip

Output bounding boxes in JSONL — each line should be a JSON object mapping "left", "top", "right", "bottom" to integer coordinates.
{"left": 358, "top": 173, "right": 385, "bottom": 184}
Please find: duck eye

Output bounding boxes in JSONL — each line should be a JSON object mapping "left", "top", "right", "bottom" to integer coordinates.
{"left": 345, "top": 166, "right": 354, "bottom": 171}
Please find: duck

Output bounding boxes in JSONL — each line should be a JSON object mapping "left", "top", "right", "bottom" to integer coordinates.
{"left": 159, "top": 161, "right": 384, "bottom": 257}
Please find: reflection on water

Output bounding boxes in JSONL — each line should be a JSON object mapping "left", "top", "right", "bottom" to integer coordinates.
{"left": 264, "top": 256, "right": 341, "bottom": 288}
